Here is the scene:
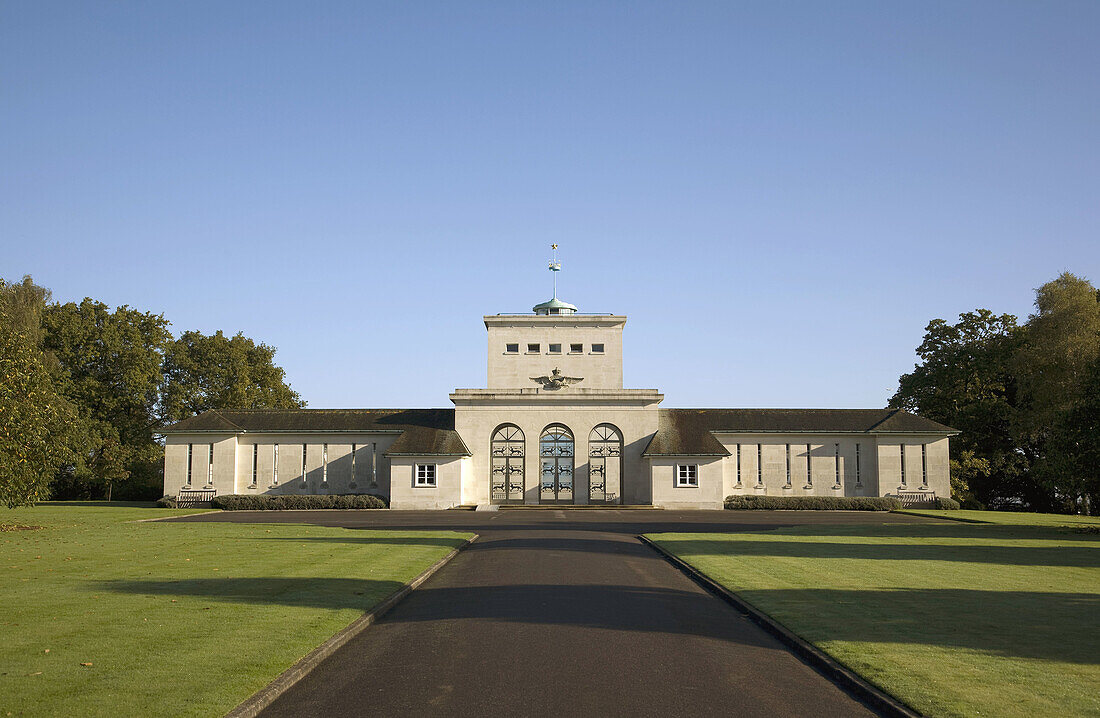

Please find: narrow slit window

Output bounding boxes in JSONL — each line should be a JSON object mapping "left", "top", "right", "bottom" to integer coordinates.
{"left": 351, "top": 443, "right": 357, "bottom": 484}
{"left": 805, "top": 443, "right": 812, "bottom": 487}
{"left": 371, "top": 442, "right": 378, "bottom": 487}
{"left": 186, "top": 443, "right": 193, "bottom": 485}
{"left": 251, "top": 444, "right": 258, "bottom": 486}
{"left": 921, "top": 444, "right": 928, "bottom": 488}
{"left": 735, "top": 444, "right": 742, "bottom": 486}
{"left": 900, "top": 444, "right": 906, "bottom": 486}
{"left": 273, "top": 444, "right": 279, "bottom": 485}
{"left": 757, "top": 445, "right": 763, "bottom": 486}
{"left": 855, "top": 443, "right": 862, "bottom": 486}
{"left": 322, "top": 443, "right": 328, "bottom": 483}
{"left": 785, "top": 444, "right": 792, "bottom": 487}
{"left": 302, "top": 443, "right": 308, "bottom": 481}
{"left": 208, "top": 443, "right": 214, "bottom": 484}
{"left": 834, "top": 443, "right": 840, "bottom": 487}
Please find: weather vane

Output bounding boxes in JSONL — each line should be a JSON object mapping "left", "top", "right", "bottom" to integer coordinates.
{"left": 548, "top": 244, "right": 561, "bottom": 297}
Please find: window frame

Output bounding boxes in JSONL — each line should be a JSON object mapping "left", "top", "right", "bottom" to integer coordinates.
{"left": 569, "top": 343, "right": 583, "bottom": 354}
{"left": 675, "top": 464, "right": 699, "bottom": 488}
{"left": 414, "top": 463, "right": 438, "bottom": 488}
{"left": 548, "top": 343, "right": 562, "bottom": 354}
{"left": 591, "top": 343, "right": 605, "bottom": 354}
{"left": 505, "top": 343, "right": 519, "bottom": 354}
{"left": 526, "top": 343, "right": 540, "bottom": 354}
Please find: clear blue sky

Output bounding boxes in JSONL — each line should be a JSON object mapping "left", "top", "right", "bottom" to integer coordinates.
{"left": 2, "top": 1, "right": 1097, "bottom": 409}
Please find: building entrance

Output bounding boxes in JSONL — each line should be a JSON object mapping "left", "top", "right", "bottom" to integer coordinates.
{"left": 490, "top": 425, "right": 525, "bottom": 504}
{"left": 539, "top": 425, "right": 574, "bottom": 503}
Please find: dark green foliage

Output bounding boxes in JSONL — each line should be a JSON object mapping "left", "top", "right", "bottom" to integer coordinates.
{"left": 155, "top": 496, "right": 178, "bottom": 508}
{"left": 159, "top": 330, "right": 305, "bottom": 423}
{"left": 0, "top": 277, "right": 78, "bottom": 507}
{"left": 892, "top": 272, "right": 1100, "bottom": 513}
{"left": 723, "top": 495, "right": 902, "bottom": 511}
{"left": 210, "top": 494, "right": 388, "bottom": 510}
{"left": 930, "top": 497, "right": 961, "bottom": 510}
{"left": 961, "top": 498, "right": 986, "bottom": 510}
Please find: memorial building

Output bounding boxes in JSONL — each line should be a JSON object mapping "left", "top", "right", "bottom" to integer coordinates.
{"left": 160, "top": 252, "right": 956, "bottom": 509}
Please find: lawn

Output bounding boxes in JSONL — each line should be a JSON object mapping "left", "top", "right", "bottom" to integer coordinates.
{"left": 647, "top": 513, "right": 1100, "bottom": 718}
{"left": 1, "top": 502, "right": 473, "bottom": 717}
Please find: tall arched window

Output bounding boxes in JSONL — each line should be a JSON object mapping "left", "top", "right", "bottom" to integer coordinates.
{"left": 539, "top": 425, "right": 574, "bottom": 503}
{"left": 588, "top": 424, "right": 622, "bottom": 503}
{"left": 490, "top": 425, "right": 525, "bottom": 504}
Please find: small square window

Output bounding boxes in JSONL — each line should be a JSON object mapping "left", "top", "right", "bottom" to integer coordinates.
{"left": 548, "top": 343, "right": 561, "bottom": 353}
{"left": 569, "top": 343, "right": 583, "bottom": 353}
{"left": 527, "top": 343, "right": 540, "bottom": 353}
{"left": 675, "top": 465, "right": 699, "bottom": 487}
{"left": 506, "top": 343, "right": 519, "bottom": 354}
{"left": 415, "top": 464, "right": 437, "bottom": 487}
{"left": 591, "top": 343, "right": 605, "bottom": 354}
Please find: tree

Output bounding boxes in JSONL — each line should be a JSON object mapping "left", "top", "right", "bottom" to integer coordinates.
{"left": 160, "top": 330, "right": 304, "bottom": 422}
{"left": 42, "top": 299, "right": 171, "bottom": 499}
{"left": 0, "top": 277, "right": 76, "bottom": 507}
{"left": 889, "top": 309, "right": 1027, "bottom": 506}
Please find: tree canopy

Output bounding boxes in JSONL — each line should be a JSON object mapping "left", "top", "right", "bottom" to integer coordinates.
{"left": 160, "top": 330, "right": 304, "bottom": 423}
{"left": 0, "top": 275, "right": 304, "bottom": 504}
{"left": 892, "top": 272, "right": 1100, "bottom": 513}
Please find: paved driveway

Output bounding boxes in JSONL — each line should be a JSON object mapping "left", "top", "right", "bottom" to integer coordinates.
{"left": 175, "top": 510, "right": 934, "bottom": 717}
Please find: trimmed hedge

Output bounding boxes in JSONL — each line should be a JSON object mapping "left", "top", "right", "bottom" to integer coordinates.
{"left": 930, "top": 497, "right": 961, "bottom": 510}
{"left": 724, "top": 495, "right": 902, "bottom": 511}
{"left": 155, "top": 496, "right": 178, "bottom": 508}
{"left": 210, "top": 494, "right": 388, "bottom": 511}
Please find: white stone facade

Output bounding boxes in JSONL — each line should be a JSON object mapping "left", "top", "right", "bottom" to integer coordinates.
{"left": 161, "top": 302, "right": 957, "bottom": 509}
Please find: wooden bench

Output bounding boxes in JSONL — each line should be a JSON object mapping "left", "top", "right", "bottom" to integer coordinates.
{"left": 897, "top": 490, "right": 936, "bottom": 507}
{"left": 176, "top": 488, "right": 216, "bottom": 508}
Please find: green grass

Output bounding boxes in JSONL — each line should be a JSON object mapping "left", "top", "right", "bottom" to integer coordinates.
{"left": 648, "top": 514, "right": 1100, "bottom": 718}
{"left": 1, "top": 502, "right": 473, "bottom": 717}
{"left": 895, "top": 509, "right": 1100, "bottom": 527}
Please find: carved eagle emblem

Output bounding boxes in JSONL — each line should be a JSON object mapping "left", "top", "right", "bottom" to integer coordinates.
{"left": 531, "top": 367, "right": 583, "bottom": 390}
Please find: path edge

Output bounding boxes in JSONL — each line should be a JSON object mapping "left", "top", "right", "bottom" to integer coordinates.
{"left": 224, "top": 533, "right": 479, "bottom": 718}
{"left": 637, "top": 535, "right": 923, "bottom": 718}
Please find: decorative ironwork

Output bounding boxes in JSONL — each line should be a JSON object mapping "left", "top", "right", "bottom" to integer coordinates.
{"left": 589, "top": 424, "right": 622, "bottom": 504}
{"left": 539, "top": 425, "right": 574, "bottom": 503}
{"left": 490, "top": 425, "right": 525, "bottom": 504}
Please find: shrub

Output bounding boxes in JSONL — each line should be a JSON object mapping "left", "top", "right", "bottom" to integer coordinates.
{"left": 960, "top": 498, "right": 986, "bottom": 510}
{"left": 930, "top": 497, "right": 961, "bottom": 510}
{"left": 210, "top": 494, "right": 387, "bottom": 511}
{"left": 155, "top": 496, "right": 178, "bottom": 508}
{"left": 723, "top": 495, "right": 902, "bottom": 511}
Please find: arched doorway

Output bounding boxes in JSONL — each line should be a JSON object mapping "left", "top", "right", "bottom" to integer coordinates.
{"left": 490, "top": 424, "right": 525, "bottom": 504}
{"left": 589, "top": 424, "right": 622, "bottom": 503}
{"left": 539, "top": 424, "right": 574, "bottom": 503}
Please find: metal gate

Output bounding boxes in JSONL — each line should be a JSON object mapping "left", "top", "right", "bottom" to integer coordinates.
{"left": 539, "top": 425, "right": 574, "bottom": 503}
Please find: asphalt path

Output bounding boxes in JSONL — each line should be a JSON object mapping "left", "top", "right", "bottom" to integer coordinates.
{"left": 174, "top": 510, "right": 935, "bottom": 717}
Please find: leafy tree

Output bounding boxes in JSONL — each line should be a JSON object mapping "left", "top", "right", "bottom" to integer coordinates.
{"left": 1012, "top": 273, "right": 1100, "bottom": 512}
{"left": 889, "top": 309, "right": 1027, "bottom": 506}
{"left": 160, "top": 330, "right": 304, "bottom": 422}
{"left": 42, "top": 299, "right": 171, "bottom": 499}
{"left": 1015, "top": 273, "right": 1100, "bottom": 431}
{"left": 0, "top": 277, "right": 76, "bottom": 507}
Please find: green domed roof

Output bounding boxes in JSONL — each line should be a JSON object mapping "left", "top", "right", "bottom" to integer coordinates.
{"left": 532, "top": 297, "right": 578, "bottom": 315}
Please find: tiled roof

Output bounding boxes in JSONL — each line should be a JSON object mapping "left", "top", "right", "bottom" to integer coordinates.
{"left": 642, "top": 408, "right": 958, "bottom": 457}
{"left": 158, "top": 409, "right": 471, "bottom": 457}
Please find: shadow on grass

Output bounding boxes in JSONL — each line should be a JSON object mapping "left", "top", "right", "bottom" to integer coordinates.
{"left": 734, "top": 587, "right": 1100, "bottom": 665}
{"left": 652, "top": 535, "right": 1100, "bottom": 568}
{"left": 261, "top": 536, "right": 473, "bottom": 549}
{"left": 101, "top": 577, "right": 1098, "bottom": 663}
